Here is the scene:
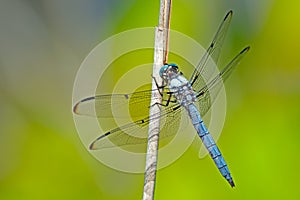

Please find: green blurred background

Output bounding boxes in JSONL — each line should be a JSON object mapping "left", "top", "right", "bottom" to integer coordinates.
{"left": 1, "top": 0, "right": 300, "bottom": 199}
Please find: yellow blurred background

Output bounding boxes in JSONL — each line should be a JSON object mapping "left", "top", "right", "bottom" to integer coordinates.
{"left": 1, "top": 0, "right": 300, "bottom": 199}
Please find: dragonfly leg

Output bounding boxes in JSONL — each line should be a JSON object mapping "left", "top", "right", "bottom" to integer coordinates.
{"left": 150, "top": 92, "right": 175, "bottom": 108}
{"left": 151, "top": 74, "right": 167, "bottom": 97}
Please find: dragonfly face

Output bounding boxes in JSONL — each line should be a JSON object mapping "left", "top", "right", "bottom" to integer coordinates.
{"left": 159, "top": 63, "right": 179, "bottom": 82}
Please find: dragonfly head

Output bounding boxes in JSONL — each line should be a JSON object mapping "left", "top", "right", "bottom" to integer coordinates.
{"left": 159, "top": 63, "right": 179, "bottom": 79}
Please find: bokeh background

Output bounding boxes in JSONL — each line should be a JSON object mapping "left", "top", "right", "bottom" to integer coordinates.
{"left": 1, "top": 0, "right": 300, "bottom": 199}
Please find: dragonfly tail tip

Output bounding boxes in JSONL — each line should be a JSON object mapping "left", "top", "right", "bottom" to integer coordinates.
{"left": 228, "top": 179, "right": 235, "bottom": 188}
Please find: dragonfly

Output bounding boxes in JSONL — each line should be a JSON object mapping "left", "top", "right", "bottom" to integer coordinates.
{"left": 73, "top": 10, "right": 250, "bottom": 187}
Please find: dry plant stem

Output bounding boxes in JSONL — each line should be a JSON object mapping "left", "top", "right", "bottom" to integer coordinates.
{"left": 142, "top": 0, "right": 172, "bottom": 200}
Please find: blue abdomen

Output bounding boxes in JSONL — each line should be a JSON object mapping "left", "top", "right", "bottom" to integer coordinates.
{"left": 187, "top": 103, "right": 235, "bottom": 187}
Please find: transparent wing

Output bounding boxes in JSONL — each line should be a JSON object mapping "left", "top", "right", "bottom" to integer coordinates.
{"left": 89, "top": 103, "right": 183, "bottom": 150}
{"left": 195, "top": 46, "right": 250, "bottom": 117}
{"left": 73, "top": 89, "right": 171, "bottom": 118}
{"left": 73, "top": 87, "right": 184, "bottom": 150}
{"left": 190, "top": 10, "right": 233, "bottom": 92}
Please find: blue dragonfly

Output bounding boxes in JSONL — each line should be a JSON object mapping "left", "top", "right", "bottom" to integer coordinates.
{"left": 73, "top": 10, "right": 249, "bottom": 187}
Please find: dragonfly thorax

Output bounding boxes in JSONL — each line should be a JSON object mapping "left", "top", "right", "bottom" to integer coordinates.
{"left": 160, "top": 63, "right": 196, "bottom": 106}
{"left": 169, "top": 73, "right": 197, "bottom": 107}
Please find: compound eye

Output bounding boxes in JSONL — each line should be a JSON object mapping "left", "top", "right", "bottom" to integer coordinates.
{"left": 159, "top": 64, "right": 169, "bottom": 78}
{"left": 168, "top": 63, "right": 178, "bottom": 67}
